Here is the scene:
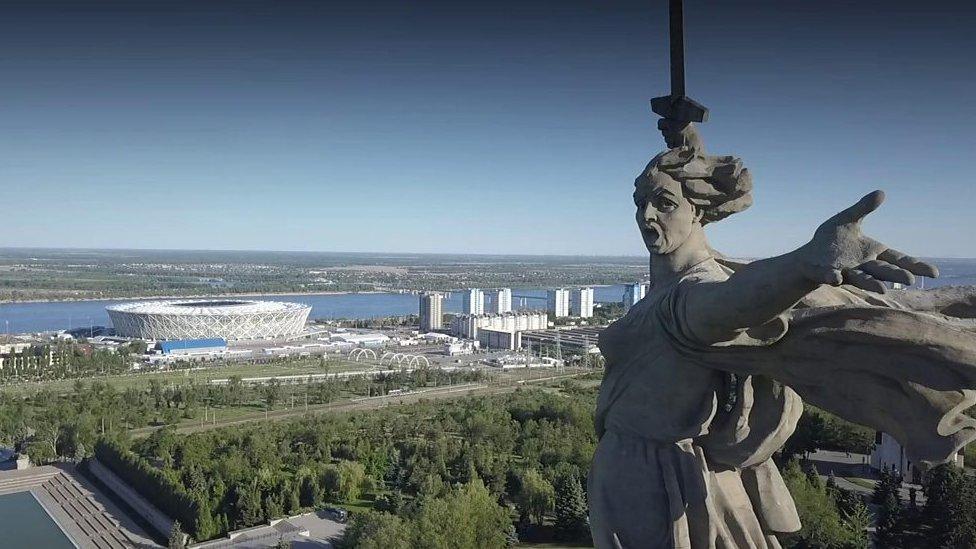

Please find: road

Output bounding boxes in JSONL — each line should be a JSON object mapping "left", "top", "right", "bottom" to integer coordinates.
{"left": 129, "top": 371, "right": 585, "bottom": 438}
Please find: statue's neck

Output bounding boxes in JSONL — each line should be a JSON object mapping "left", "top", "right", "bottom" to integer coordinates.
{"left": 650, "top": 227, "right": 712, "bottom": 285}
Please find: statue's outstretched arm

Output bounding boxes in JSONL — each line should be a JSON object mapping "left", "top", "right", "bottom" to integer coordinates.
{"left": 683, "top": 191, "right": 939, "bottom": 345}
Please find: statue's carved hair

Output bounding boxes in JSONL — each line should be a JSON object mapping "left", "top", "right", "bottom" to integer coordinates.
{"left": 636, "top": 147, "right": 753, "bottom": 225}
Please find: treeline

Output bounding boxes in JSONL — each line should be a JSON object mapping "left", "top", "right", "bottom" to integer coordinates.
{"left": 93, "top": 439, "right": 202, "bottom": 535}
{"left": 872, "top": 464, "right": 976, "bottom": 547}
{"left": 0, "top": 367, "right": 488, "bottom": 465}
{"left": 781, "top": 405, "right": 875, "bottom": 458}
{"left": 780, "top": 460, "right": 869, "bottom": 548}
{"left": 0, "top": 344, "right": 137, "bottom": 383}
{"left": 90, "top": 384, "right": 599, "bottom": 544}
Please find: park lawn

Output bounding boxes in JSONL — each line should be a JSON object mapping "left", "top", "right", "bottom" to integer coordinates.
{"left": 335, "top": 496, "right": 376, "bottom": 515}
{"left": 843, "top": 477, "right": 876, "bottom": 490}
{"left": 0, "top": 357, "right": 377, "bottom": 397}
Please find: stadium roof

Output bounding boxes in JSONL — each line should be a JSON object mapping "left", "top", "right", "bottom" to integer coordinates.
{"left": 106, "top": 299, "right": 310, "bottom": 316}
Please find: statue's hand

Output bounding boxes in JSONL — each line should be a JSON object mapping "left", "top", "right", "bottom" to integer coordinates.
{"left": 798, "top": 190, "right": 939, "bottom": 293}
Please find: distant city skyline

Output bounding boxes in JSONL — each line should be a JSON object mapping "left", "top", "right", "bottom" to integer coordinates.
{"left": 2, "top": 0, "right": 975, "bottom": 258}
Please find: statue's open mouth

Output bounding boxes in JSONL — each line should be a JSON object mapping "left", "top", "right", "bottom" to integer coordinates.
{"left": 644, "top": 225, "right": 660, "bottom": 243}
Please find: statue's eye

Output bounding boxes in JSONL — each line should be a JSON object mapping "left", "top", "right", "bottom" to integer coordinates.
{"left": 655, "top": 197, "right": 677, "bottom": 213}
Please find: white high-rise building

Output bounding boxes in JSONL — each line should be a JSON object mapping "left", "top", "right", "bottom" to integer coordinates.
{"left": 623, "top": 282, "right": 649, "bottom": 310}
{"left": 462, "top": 289, "right": 485, "bottom": 315}
{"left": 419, "top": 292, "right": 444, "bottom": 332}
{"left": 547, "top": 288, "right": 570, "bottom": 318}
{"left": 491, "top": 288, "right": 512, "bottom": 314}
{"left": 571, "top": 287, "right": 594, "bottom": 318}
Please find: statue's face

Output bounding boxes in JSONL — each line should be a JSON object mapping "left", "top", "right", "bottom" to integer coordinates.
{"left": 634, "top": 171, "right": 698, "bottom": 255}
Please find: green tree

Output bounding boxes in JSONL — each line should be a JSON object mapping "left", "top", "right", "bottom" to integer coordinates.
{"left": 781, "top": 460, "right": 865, "bottom": 548}
{"left": 235, "top": 483, "right": 264, "bottom": 527}
{"left": 922, "top": 464, "right": 976, "bottom": 548}
{"left": 226, "top": 376, "right": 245, "bottom": 406}
{"left": 300, "top": 474, "right": 320, "bottom": 507}
{"left": 338, "top": 460, "right": 366, "bottom": 503}
{"left": 516, "top": 469, "right": 555, "bottom": 526}
{"left": 192, "top": 497, "right": 218, "bottom": 541}
{"left": 414, "top": 478, "right": 511, "bottom": 549}
{"left": 339, "top": 511, "right": 412, "bottom": 549}
{"left": 264, "top": 378, "right": 282, "bottom": 411}
{"left": 321, "top": 465, "right": 342, "bottom": 502}
{"left": 553, "top": 472, "right": 589, "bottom": 542}
{"left": 129, "top": 340, "right": 149, "bottom": 355}
{"left": 286, "top": 480, "right": 301, "bottom": 514}
{"left": 168, "top": 520, "right": 187, "bottom": 549}
{"left": 875, "top": 492, "right": 906, "bottom": 547}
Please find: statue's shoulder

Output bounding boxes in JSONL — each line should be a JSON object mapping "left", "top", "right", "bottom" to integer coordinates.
{"left": 677, "top": 257, "right": 729, "bottom": 286}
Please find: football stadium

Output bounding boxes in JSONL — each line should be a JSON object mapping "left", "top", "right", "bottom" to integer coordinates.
{"left": 106, "top": 299, "right": 312, "bottom": 341}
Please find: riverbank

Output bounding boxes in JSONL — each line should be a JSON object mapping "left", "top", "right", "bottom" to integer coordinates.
{"left": 0, "top": 283, "right": 624, "bottom": 305}
{"left": 0, "top": 289, "right": 402, "bottom": 305}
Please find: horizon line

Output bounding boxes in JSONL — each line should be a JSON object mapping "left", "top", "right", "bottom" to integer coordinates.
{"left": 1, "top": 245, "right": 974, "bottom": 262}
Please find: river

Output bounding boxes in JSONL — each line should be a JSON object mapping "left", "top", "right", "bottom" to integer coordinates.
{"left": 0, "top": 285, "right": 629, "bottom": 334}
{"left": 2, "top": 257, "right": 975, "bottom": 335}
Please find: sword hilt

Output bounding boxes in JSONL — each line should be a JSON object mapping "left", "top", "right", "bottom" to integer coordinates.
{"left": 651, "top": 0, "right": 708, "bottom": 123}
{"left": 651, "top": 94, "right": 708, "bottom": 123}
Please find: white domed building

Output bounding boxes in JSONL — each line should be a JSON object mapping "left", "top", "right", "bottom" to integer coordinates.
{"left": 107, "top": 299, "right": 311, "bottom": 341}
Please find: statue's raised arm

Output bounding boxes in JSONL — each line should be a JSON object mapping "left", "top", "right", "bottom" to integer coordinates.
{"left": 681, "top": 189, "right": 939, "bottom": 345}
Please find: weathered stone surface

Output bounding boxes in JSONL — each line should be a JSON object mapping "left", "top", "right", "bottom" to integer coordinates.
{"left": 589, "top": 118, "right": 974, "bottom": 548}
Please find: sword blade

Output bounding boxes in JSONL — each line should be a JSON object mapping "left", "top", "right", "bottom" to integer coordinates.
{"left": 669, "top": 0, "right": 685, "bottom": 98}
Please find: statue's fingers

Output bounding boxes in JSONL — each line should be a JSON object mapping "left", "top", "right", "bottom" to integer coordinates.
{"left": 843, "top": 269, "right": 887, "bottom": 294}
{"left": 859, "top": 259, "right": 915, "bottom": 286}
{"left": 828, "top": 190, "right": 885, "bottom": 225}
{"left": 803, "top": 264, "right": 844, "bottom": 286}
{"left": 878, "top": 249, "right": 940, "bottom": 278}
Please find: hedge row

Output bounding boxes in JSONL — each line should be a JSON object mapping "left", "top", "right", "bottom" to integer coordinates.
{"left": 93, "top": 439, "right": 202, "bottom": 537}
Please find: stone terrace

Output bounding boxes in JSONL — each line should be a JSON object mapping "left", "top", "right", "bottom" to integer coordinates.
{"left": 0, "top": 464, "right": 159, "bottom": 548}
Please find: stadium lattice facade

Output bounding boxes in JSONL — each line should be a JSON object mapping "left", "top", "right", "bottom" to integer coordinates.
{"left": 107, "top": 300, "right": 312, "bottom": 341}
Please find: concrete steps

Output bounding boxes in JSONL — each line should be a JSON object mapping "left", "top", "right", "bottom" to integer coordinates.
{"left": 0, "top": 468, "right": 62, "bottom": 494}
{"left": 0, "top": 466, "right": 155, "bottom": 548}
{"left": 39, "top": 473, "right": 137, "bottom": 549}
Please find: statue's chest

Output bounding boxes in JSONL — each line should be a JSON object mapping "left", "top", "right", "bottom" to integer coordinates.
{"left": 599, "top": 299, "right": 665, "bottom": 366}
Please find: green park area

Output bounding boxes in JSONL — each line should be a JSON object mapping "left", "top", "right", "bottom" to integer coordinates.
{"left": 0, "top": 355, "right": 380, "bottom": 398}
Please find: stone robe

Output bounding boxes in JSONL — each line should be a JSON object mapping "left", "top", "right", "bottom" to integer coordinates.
{"left": 589, "top": 257, "right": 976, "bottom": 548}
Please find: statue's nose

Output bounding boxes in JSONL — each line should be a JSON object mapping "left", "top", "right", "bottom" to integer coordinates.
{"left": 643, "top": 204, "right": 657, "bottom": 222}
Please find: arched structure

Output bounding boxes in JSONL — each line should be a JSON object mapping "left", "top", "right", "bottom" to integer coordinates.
{"left": 107, "top": 300, "right": 311, "bottom": 341}
{"left": 348, "top": 348, "right": 378, "bottom": 361}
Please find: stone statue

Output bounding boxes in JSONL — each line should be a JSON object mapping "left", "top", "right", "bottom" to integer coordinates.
{"left": 586, "top": 0, "right": 976, "bottom": 544}
{"left": 588, "top": 115, "right": 976, "bottom": 548}
{"left": 589, "top": 2, "right": 976, "bottom": 546}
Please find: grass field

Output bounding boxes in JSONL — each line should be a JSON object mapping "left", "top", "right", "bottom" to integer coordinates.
{"left": 0, "top": 357, "right": 379, "bottom": 397}
{"left": 130, "top": 370, "right": 588, "bottom": 438}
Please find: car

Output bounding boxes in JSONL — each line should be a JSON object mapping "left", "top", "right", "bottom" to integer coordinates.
{"left": 324, "top": 506, "right": 348, "bottom": 523}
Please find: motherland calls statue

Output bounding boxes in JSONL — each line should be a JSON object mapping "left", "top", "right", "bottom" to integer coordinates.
{"left": 588, "top": 2, "right": 976, "bottom": 548}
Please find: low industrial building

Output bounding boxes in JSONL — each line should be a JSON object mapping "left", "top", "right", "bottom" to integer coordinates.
{"left": 445, "top": 340, "right": 479, "bottom": 356}
{"left": 329, "top": 331, "right": 390, "bottom": 347}
{"left": 158, "top": 338, "right": 228, "bottom": 356}
{"left": 520, "top": 326, "right": 602, "bottom": 356}
{"left": 478, "top": 328, "right": 521, "bottom": 351}
{"left": 486, "top": 354, "right": 563, "bottom": 369}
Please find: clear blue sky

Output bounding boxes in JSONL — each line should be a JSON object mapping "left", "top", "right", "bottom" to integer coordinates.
{"left": 1, "top": 0, "right": 974, "bottom": 257}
